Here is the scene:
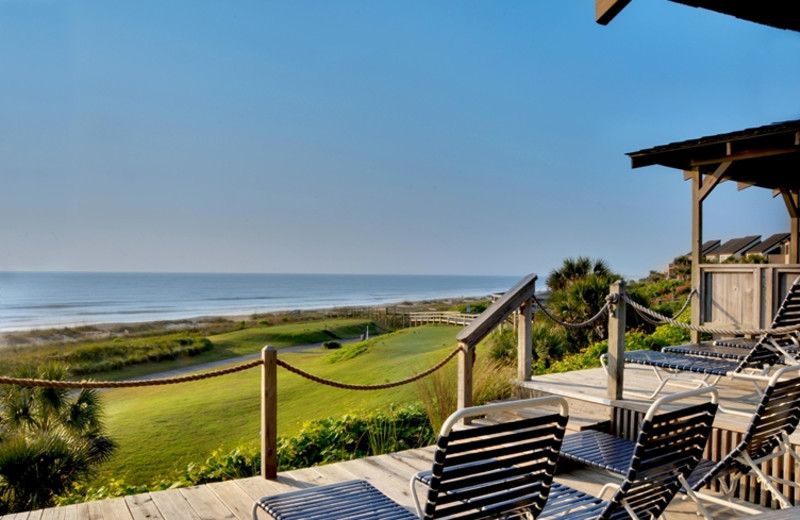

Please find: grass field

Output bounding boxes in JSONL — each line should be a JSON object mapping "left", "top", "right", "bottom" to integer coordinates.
{"left": 85, "top": 318, "right": 379, "bottom": 381}
{"left": 96, "top": 325, "right": 459, "bottom": 485}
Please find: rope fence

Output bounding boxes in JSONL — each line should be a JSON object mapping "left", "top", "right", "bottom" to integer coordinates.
{"left": 276, "top": 344, "right": 462, "bottom": 390}
{"left": 0, "top": 346, "right": 462, "bottom": 391}
{"left": 531, "top": 294, "right": 610, "bottom": 329}
{"left": 621, "top": 292, "right": 800, "bottom": 336}
{"left": 0, "top": 359, "right": 264, "bottom": 389}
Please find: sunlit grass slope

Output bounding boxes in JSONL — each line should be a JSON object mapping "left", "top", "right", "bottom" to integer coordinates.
{"left": 98, "top": 325, "right": 458, "bottom": 485}
{"left": 87, "top": 318, "right": 377, "bottom": 381}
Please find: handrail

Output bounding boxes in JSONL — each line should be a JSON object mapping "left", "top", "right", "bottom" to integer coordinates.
{"left": 456, "top": 273, "right": 538, "bottom": 348}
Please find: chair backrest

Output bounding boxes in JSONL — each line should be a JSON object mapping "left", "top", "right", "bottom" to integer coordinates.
{"left": 736, "top": 334, "right": 786, "bottom": 372}
{"left": 601, "top": 387, "right": 718, "bottom": 520}
{"left": 769, "top": 276, "right": 800, "bottom": 331}
{"left": 733, "top": 277, "right": 800, "bottom": 371}
{"left": 696, "top": 364, "right": 800, "bottom": 487}
{"left": 422, "top": 396, "right": 568, "bottom": 520}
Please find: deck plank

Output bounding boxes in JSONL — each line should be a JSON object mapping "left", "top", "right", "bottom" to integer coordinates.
{"left": 61, "top": 503, "right": 89, "bottom": 520}
{"left": 179, "top": 486, "right": 236, "bottom": 520}
{"left": 149, "top": 489, "right": 200, "bottom": 520}
{"left": 233, "top": 475, "right": 309, "bottom": 502}
{"left": 206, "top": 481, "right": 255, "bottom": 520}
{"left": 39, "top": 505, "right": 65, "bottom": 520}
{"left": 2, "top": 512, "right": 30, "bottom": 520}
{"left": 85, "top": 500, "right": 106, "bottom": 520}
{"left": 97, "top": 497, "right": 134, "bottom": 520}
{"left": 125, "top": 492, "right": 164, "bottom": 520}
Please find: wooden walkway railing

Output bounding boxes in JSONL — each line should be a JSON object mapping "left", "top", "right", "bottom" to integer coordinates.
{"left": 408, "top": 311, "right": 476, "bottom": 326}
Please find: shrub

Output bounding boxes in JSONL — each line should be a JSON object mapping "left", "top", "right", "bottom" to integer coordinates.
{"left": 416, "top": 356, "right": 514, "bottom": 433}
{"left": 322, "top": 340, "right": 342, "bottom": 349}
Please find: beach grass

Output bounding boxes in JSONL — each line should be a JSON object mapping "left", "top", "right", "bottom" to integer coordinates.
{"left": 96, "top": 324, "right": 459, "bottom": 485}
{"left": 0, "top": 318, "right": 378, "bottom": 382}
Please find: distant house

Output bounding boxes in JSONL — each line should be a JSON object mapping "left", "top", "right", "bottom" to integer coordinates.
{"left": 744, "top": 232, "right": 791, "bottom": 263}
{"left": 706, "top": 235, "right": 761, "bottom": 262}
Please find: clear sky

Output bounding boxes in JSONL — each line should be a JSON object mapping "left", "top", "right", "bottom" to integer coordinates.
{"left": 1, "top": 1, "right": 798, "bottom": 279}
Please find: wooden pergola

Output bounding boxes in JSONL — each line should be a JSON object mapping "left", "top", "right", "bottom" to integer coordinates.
{"left": 628, "top": 120, "right": 800, "bottom": 339}
{"left": 595, "top": 0, "right": 800, "bottom": 32}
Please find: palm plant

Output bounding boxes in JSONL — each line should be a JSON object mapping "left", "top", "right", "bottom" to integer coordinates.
{"left": 0, "top": 364, "right": 117, "bottom": 513}
{"left": 546, "top": 256, "right": 612, "bottom": 292}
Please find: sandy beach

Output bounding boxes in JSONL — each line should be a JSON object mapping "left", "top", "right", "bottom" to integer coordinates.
{"left": 0, "top": 295, "right": 487, "bottom": 349}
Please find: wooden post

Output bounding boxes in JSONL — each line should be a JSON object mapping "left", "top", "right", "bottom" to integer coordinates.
{"left": 690, "top": 169, "right": 703, "bottom": 344}
{"left": 261, "top": 346, "right": 277, "bottom": 479}
{"left": 607, "top": 281, "right": 626, "bottom": 401}
{"left": 457, "top": 340, "right": 473, "bottom": 416}
{"left": 517, "top": 299, "right": 533, "bottom": 382}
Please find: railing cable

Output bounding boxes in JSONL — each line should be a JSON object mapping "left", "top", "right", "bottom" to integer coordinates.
{"left": 276, "top": 344, "right": 462, "bottom": 390}
{"left": 531, "top": 294, "right": 610, "bottom": 329}
{"left": 621, "top": 293, "right": 800, "bottom": 336}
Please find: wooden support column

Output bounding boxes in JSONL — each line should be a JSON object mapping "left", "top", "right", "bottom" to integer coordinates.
{"left": 517, "top": 299, "right": 533, "bottom": 382}
{"left": 690, "top": 169, "right": 703, "bottom": 344}
{"left": 688, "top": 162, "right": 728, "bottom": 342}
{"left": 261, "top": 346, "right": 277, "bottom": 479}
{"left": 607, "top": 281, "right": 626, "bottom": 401}
{"left": 782, "top": 189, "right": 800, "bottom": 264}
{"left": 457, "top": 341, "right": 473, "bottom": 420}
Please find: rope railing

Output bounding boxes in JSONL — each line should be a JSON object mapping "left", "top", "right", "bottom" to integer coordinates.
{"left": 0, "top": 346, "right": 462, "bottom": 391}
{"left": 531, "top": 293, "right": 610, "bottom": 329}
{"left": 634, "top": 288, "right": 696, "bottom": 326}
{"left": 276, "top": 344, "right": 462, "bottom": 390}
{"left": 621, "top": 292, "right": 800, "bottom": 336}
{"left": 0, "top": 359, "right": 264, "bottom": 388}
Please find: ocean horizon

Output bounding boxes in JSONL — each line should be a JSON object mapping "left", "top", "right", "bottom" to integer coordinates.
{"left": 0, "top": 272, "right": 522, "bottom": 333}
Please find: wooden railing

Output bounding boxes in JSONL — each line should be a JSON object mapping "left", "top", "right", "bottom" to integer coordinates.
{"left": 455, "top": 273, "right": 538, "bottom": 412}
{"left": 409, "top": 311, "right": 476, "bottom": 326}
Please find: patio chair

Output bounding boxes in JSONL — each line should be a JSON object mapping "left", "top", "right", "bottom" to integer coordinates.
{"left": 252, "top": 396, "right": 569, "bottom": 520}
{"left": 537, "top": 386, "right": 718, "bottom": 520}
{"left": 661, "top": 276, "right": 800, "bottom": 363}
{"left": 559, "top": 365, "right": 800, "bottom": 519}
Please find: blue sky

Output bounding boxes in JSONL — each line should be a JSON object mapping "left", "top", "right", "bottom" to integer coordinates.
{"left": 1, "top": 1, "right": 798, "bottom": 279}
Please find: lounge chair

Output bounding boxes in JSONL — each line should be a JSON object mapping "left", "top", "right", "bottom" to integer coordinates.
{"left": 252, "top": 396, "right": 569, "bottom": 520}
{"left": 538, "top": 386, "right": 718, "bottom": 520}
{"left": 662, "top": 276, "right": 800, "bottom": 363}
{"left": 559, "top": 365, "right": 800, "bottom": 519}
{"left": 612, "top": 334, "right": 783, "bottom": 399}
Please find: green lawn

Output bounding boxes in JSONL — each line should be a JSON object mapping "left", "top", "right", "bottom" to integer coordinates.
{"left": 97, "top": 325, "right": 459, "bottom": 485}
{"left": 87, "top": 318, "right": 378, "bottom": 381}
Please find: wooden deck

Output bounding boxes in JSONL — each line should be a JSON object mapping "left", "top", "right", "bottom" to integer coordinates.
{"left": 12, "top": 365, "right": 794, "bottom": 520}
{"left": 8, "top": 444, "right": 769, "bottom": 520}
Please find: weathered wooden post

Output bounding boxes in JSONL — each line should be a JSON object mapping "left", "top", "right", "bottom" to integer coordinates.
{"left": 457, "top": 340, "right": 473, "bottom": 423}
{"left": 517, "top": 298, "right": 533, "bottom": 382}
{"left": 607, "top": 281, "right": 626, "bottom": 401}
{"left": 261, "top": 346, "right": 277, "bottom": 479}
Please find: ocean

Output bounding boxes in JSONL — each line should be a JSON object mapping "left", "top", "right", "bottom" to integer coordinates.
{"left": 0, "top": 272, "right": 521, "bottom": 332}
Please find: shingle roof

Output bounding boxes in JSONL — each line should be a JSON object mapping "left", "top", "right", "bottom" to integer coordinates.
{"left": 746, "top": 233, "right": 790, "bottom": 255}
{"left": 712, "top": 236, "right": 761, "bottom": 256}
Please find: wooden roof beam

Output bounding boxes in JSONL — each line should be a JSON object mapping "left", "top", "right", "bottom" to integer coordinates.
{"left": 596, "top": 0, "right": 633, "bottom": 25}
{"left": 690, "top": 147, "right": 800, "bottom": 167}
{"left": 697, "top": 161, "right": 731, "bottom": 202}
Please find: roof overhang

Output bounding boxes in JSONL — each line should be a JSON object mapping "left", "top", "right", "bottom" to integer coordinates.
{"left": 596, "top": 0, "right": 800, "bottom": 32}
{"left": 627, "top": 120, "right": 800, "bottom": 192}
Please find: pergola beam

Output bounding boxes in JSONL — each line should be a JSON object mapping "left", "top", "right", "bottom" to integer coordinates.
{"left": 696, "top": 161, "right": 730, "bottom": 202}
